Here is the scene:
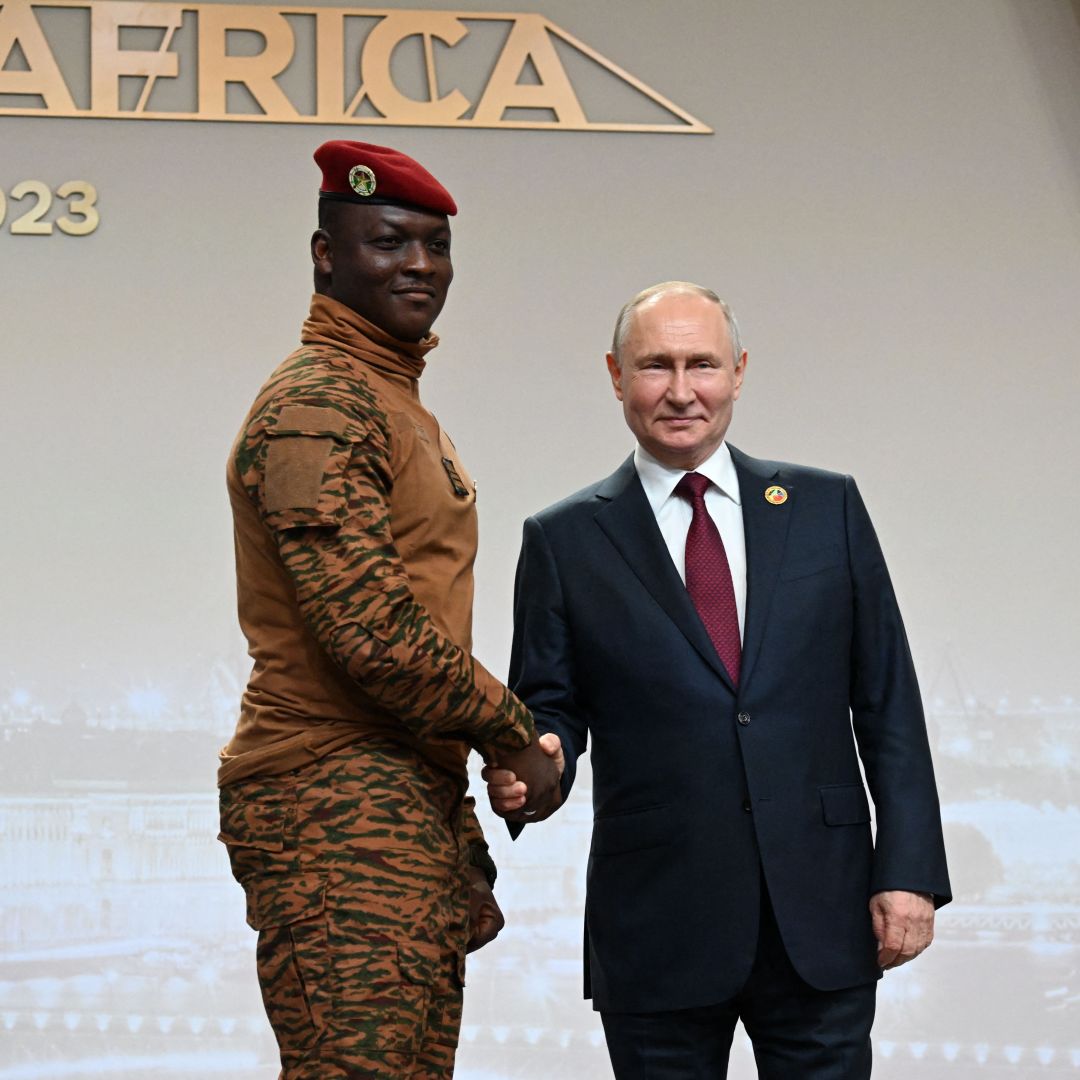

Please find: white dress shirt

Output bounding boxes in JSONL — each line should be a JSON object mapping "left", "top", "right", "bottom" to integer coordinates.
{"left": 633, "top": 442, "right": 747, "bottom": 639}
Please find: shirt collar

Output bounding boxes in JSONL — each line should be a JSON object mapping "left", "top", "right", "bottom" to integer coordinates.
{"left": 634, "top": 441, "right": 742, "bottom": 516}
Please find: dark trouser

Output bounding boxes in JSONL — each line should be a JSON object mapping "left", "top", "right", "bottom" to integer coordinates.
{"left": 220, "top": 743, "right": 469, "bottom": 1080}
{"left": 601, "top": 883, "right": 876, "bottom": 1080}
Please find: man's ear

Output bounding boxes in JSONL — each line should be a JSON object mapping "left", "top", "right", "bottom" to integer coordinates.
{"left": 733, "top": 349, "right": 748, "bottom": 398}
{"left": 605, "top": 352, "right": 625, "bottom": 401}
{"left": 311, "top": 229, "right": 333, "bottom": 276}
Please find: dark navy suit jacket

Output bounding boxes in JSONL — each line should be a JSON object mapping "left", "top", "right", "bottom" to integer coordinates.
{"left": 509, "top": 446, "right": 951, "bottom": 1014}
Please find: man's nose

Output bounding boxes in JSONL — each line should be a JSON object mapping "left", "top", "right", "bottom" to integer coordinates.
{"left": 665, "top": 369, "right": 695, "bottom": 405}
{"left": 402, "top": 241, "right": 435, "bottom": 275}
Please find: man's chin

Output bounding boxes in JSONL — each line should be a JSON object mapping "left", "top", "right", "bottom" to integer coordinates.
{"left": 383, "top": 316, "right": 437, "bottom": 343}
{"left": 644, "top": 433, "right": 723, "bottom": 471}
{"left": 655, "top": 433, "right": 700, "bottom": 455}
{"left": 387, "top": 302, "right": 443, "bottom": 342}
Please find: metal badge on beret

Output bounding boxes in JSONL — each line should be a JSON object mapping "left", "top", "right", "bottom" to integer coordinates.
{"left": 765, "top": 485, "right": 788, "bottom": 505}
{"left": 349, "top": 164, "right": 377, "bottom": 196}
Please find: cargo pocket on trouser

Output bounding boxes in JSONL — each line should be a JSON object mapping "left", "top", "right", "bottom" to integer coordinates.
{"left": 319, "top": 928, "right": 459, "bottom": 1078}
{"left": 333, "top": 937, "right": 439, "bottom": 1051}
{"left": 246, "top": 873, "right": 331, "bottom": 1067}
{"left": 420, "top": 949, "right": 464, "bottom": 1074}
{"left": 218, "top": 776, "right": 297, "bottom": 889}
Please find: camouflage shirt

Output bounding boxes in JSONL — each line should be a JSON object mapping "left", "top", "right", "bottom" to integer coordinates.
{"left": 220, "top": 295, "right": 535, "bottom": 812}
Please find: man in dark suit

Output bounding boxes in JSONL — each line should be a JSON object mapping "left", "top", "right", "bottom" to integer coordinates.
{"left": 484, "top": 282, "right": 951, "bottom": 1078}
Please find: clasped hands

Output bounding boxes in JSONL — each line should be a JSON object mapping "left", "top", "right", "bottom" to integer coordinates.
{"left": 482, "top": 732, "right": 564, "bottom": 822}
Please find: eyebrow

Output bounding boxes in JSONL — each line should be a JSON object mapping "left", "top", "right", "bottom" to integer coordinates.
{"left": 366, "top": 216, "right": 451, "bottom": 240}
{"left": 635, "top": 351, "right": 721, "bottom": 364}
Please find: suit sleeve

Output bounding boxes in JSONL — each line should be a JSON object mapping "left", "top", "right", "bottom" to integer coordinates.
{"left": 845, "top": 475, "right": 952, "bottom": 906}
{"left": 508, "top": 515, "right": 587, "bottom": 807}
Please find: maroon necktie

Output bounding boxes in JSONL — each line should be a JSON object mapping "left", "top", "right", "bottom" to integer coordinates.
{"left": 675, "top": 472, "right": 741, "bottom": 685}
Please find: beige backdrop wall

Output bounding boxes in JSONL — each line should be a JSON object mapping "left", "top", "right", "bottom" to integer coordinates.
{"left": 3, "top": 1, "right": 1079, "bottom": 1077}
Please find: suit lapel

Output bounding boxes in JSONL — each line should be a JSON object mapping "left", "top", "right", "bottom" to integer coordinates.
{"left": 594, "top": 456, "right": 735, "bottom": 689}
{"left": 730, "top": 445, "right": 794, "bottom": 689}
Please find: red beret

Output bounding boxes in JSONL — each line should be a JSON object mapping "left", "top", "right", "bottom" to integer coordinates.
{"left": 314, "top": 140, "right": 457, "bottom": 216}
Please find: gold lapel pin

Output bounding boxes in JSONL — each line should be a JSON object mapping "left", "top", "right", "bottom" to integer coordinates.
{"left": 764, "top": 485, "right": 788, "bottom": 505}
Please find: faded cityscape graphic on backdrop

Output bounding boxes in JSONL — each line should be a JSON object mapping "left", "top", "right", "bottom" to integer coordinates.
{"left": 1, "top": 656, "right": 1078, "bottom": 1079}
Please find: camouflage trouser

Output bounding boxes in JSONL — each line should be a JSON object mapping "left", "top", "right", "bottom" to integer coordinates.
{"left": 219, "top": 741, "right": 470, "bottom": 1079}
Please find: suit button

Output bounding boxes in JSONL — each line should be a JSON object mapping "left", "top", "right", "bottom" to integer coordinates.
{"left": 737, "top": 712, "right": 751, "bottom": 726}
{"left": 742, "top": 798, "right": 752, "bottom": 813}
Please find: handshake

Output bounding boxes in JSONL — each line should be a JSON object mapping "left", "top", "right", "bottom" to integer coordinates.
{"left": 482, "top": 732, "right": 564, "bottom": 823}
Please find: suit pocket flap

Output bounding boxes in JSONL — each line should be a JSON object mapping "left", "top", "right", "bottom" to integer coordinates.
{"left": 819, "top": 784, "right": 871, "bottom": 826}
{"left": 780, "top": 544, "right": 843, "bottom": 581}
{"left": 591, "top": 805, "right": 670, "bottom": 856}
{"left": 245, "top": 873, "right": 326, "bottom": 930}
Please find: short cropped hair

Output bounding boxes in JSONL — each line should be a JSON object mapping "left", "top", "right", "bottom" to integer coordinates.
{"left": 611, "top": 281, "right": 744, "bottom": 364}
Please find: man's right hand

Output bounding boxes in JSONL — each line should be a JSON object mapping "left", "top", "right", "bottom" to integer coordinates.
{"left": 483, "top": 733, "right": 563, "bottom": 822}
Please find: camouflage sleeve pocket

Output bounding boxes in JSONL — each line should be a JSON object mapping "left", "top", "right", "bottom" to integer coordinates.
{"left": 261, "top": 403, "right": 356, "bottom": 530}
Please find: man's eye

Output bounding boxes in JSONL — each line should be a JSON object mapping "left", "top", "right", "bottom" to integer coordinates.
{"left": 429, "top": 240, "right": 450, "bottom": 255}
{"left": 373, "top": 236, "right": 402, "bottom": 248}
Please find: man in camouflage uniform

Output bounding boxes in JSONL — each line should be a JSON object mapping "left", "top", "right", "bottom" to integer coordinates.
{"left": 218, "top": 140, "right": 561, "bottom": 1079}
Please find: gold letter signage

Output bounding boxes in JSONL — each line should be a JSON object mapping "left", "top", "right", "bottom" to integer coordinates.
{"left": 0, "top": 180, "right": 99, "bottom": 235}
{"left": 0, "top": 1, "right": 711, "bottom": 132}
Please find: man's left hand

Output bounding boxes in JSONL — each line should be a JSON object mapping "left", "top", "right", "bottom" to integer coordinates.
{"left": 870, "top": 890, "right": 935, "bottom": 970}
{"left": 466, "top": 865, "right": 505, "bottom": 953}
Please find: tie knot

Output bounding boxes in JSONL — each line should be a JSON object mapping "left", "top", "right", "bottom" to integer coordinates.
{"left": 676, "top": 472, "right": 711, "bottom": 502}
